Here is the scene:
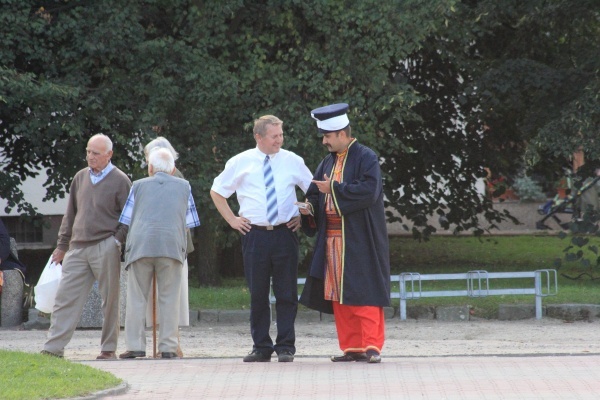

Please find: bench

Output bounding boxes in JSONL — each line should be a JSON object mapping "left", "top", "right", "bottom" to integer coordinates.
{"left": 269, "top": 278, "right": 306, "bottom": 321}
{"left": 392, "top": 269, "right": 558, "bottom": 321}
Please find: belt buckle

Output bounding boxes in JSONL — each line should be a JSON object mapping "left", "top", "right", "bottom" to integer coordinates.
{"left": 267, "top": 225, "right": 274, "bottom": 231}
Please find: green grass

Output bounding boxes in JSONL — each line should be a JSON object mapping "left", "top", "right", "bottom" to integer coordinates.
{"left": 189, "top": 235, "right": 600, "bottom": 318}
{"left": 389, "top": 234, "right": 566, "bottom": 271}
{"left": 189, "top": 277, "right": 250, "bottom": 309}
{"left": 0, "top": 350, "right": 121, "bottom": 400}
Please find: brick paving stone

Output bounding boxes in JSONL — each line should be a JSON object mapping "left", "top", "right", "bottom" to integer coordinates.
{"left": 86, "top": 355, "right": 600, "bottom": 400}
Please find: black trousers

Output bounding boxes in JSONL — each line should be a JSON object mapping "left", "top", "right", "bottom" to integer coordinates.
{"left": 241, "top": 227, "right": 299, "bottom": 355}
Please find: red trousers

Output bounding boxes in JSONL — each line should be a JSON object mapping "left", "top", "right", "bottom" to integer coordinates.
{"left": 332, "top": 301, "right": 385, "bottom": 354}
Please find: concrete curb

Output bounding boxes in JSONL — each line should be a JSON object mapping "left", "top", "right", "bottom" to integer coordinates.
{"left": 20, "top": 304, "right": 600, "bottom": 332}
{"left": 70, "top": 382, "right": 128, "bottom": 400}
{"left": 188, "top": 303, "right": 600, "bottom": 324}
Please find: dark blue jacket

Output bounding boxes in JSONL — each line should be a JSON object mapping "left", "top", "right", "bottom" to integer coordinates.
{"left": 300, "top": 140, "right": 390, "bottom": 314}
{"left": 0, "top": 219, "right": 26, "bottom": 275}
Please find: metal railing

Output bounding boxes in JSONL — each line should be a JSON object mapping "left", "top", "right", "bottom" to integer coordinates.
{"left": 392, "top": 269, "right": 558, "bottom": 321}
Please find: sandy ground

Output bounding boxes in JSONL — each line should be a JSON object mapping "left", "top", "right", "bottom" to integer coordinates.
{"left": 1, "top": 318, "right": 599, "bottom": 361}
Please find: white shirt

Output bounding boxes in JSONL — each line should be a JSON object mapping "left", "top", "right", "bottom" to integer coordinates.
{"left": 211, "top": 147, "right": 313, "bottom": 226}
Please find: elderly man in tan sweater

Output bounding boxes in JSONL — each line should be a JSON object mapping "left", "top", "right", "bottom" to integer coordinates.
{"left": 41, "top": 133, "right": 131, "bottom": 359}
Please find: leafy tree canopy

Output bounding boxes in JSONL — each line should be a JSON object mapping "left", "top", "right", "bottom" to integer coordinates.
{"left": 460, "top": 0, "right": 600, "bottom": 180}
{"left": 1, "top": 0, "right": 598, "bottom": 279}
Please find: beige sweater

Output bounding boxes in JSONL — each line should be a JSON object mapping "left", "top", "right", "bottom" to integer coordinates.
{"left": 57, "top": 167, "right": 131, "bottom": 251}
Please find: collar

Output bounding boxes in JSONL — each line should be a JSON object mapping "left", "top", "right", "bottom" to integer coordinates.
{"left": 255, "top": 147, "right": 279, "bottom": 160}
{"left": 336, "top": 138, "right": 357, "bottom": 157}
{"left": 89, "top": 161, "right": 113, "bottom": 177}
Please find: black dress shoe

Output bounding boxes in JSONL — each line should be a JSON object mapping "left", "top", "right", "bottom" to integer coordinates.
{"left": 277, "top": 350, "right": 294, "bottom": 362}
{"left": 161, "top": 352, "right": 179, "bottom": 359}
{"left": 330, "top": 352, "right": 368, "bottom": 362}
{"left": 366, "top": 349, "right": 381, "bottom": 364}
{"left": 243, "top": 350, "right": 272, "bottom": 362}
{"left": 119, "top": 350, "right": 146, "bottom": 359}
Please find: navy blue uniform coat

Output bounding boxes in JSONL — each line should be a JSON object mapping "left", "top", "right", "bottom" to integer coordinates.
{"left": 299, "top": 140, "right": 391, "bottom": 314}
{"left": 0, "top": 219, "right": 26, "bottom": 275}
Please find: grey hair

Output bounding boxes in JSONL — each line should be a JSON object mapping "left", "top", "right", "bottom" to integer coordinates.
{"left": 149, "top": 147, "right": 175, "bottom": 174}
{"left": 144, "top": 136, "right": 179, "bottom": 160}
{"left": 89, "top": 133, "right": 113, "bottom": 152}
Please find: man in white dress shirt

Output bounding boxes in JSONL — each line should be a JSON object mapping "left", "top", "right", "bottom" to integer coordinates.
{"left": 210, "top": 115, "right": 312, "bottom": 363}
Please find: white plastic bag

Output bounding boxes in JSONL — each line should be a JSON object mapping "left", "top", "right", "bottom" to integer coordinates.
{"left": 34, "top": 257, "right": 63, "bottom": 314}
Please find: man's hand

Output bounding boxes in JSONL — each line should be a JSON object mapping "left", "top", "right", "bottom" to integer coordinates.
{"left": 312, "top": 173, "right": 332, "bottom": 194}
{"left": 286, "top": 215, "right": 302, "bottom": 232}
{"left": 211, "top": 190, "right": 252, "bottom": 235}
{"left": 51, "top": 248, "right": 66, "bottom": 264}
{"left": 295, "top": 201, "right": 313, "bottom": 216}
{"left": 230, "top": 216, "right": 251, "bottom": 235}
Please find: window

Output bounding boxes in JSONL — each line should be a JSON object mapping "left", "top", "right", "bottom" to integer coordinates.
{"left": 2, "top": 216, "right": 44, "bottom": 243}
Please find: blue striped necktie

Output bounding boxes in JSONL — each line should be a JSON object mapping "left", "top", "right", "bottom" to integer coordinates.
{"left": 263, "top": 155, "right": 278, "bottom": 225}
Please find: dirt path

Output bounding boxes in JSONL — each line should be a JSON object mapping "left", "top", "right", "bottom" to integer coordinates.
{"left": 2, "top": 318, "right": 599, "bottom": 360}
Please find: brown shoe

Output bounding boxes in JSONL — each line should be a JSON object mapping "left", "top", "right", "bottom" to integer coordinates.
{"left": 96, "top": 351, "right": 116, "bottom": 360}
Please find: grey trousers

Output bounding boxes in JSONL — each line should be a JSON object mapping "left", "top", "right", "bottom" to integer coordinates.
{"left": 44, "top": 236, "right": 122, "bottom": 356}
{"left": 125, "top": 257, "right": 182, "bottom": 353}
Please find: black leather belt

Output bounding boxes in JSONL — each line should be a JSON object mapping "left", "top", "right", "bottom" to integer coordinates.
{"left": 250, "top": 223, "right": 288, "bottom": 231}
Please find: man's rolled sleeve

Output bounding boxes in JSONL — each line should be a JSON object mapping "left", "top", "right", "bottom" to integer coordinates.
{"left": 186, "top": 189, "right": 201, "bottom": 228}
{"left": 210, "top": 158, "right": 239, "bottom": 199}
{"left": 119, "top": 189, "right": 135, "bottom": 226}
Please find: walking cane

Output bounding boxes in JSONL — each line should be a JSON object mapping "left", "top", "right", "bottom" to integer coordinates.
{"left": 152, "top": 271, "right": 157, "bottom": 358}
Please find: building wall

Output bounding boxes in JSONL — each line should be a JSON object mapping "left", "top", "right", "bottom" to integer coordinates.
{"left": 1, "top": 170, "right": 68, "bottom": 250}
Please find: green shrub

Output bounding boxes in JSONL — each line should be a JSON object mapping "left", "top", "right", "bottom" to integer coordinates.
{"left": 513, "top": 175, "right": 547, "bottom": 202}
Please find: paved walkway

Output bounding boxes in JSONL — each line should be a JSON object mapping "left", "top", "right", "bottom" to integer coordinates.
{"left": 3, "top": 318, "right": 599, "bottom": 399}
{"left": 64, "top": 318, "right": 600, "bottom": 400}
{"left": 85, "top": 354, "right": 600, "bottom": 400}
